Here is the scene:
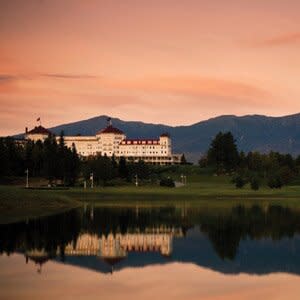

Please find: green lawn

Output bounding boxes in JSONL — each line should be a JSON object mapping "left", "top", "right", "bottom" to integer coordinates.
{"left": 67, "top": 173, "right": 300, "bottom": 200}
{"left": 0, "top": 185, "right": 81, "bottom": 224}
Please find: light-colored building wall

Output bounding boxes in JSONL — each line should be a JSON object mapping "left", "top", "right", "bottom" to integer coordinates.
{"left": 119, "top": 136, "right": 171, "bottom": 157}
{"left": 26, "top": 133, "right": 49, "bottom": 142}
{"left": 24, "top": 123, "right": 182, "bottom": 165}
{"left": 61, "top": 131, "right": 126, "bottom": 157}
{"left": 95, "top": 132, "right": 126, "bottom": 157}
{"left": 63, "top": 136, "right": 98, "bottom": 157}
{"left": 117, "top": 135, "right": 175, "bottom": 164}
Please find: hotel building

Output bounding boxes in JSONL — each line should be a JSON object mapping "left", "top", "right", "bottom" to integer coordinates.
{"left": 24, "top": 121, "right": 182, "bottom": 165}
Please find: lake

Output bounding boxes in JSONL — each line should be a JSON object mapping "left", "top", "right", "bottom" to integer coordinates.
{"left": 1, "top": 203, "right": 300, "bottom": 299}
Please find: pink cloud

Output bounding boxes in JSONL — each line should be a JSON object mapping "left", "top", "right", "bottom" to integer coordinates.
{"left": 97, "top": 75, "right": 271, "bottom": 105}
{"left": 257, "top": 32, "right": 300, "bottom": 47}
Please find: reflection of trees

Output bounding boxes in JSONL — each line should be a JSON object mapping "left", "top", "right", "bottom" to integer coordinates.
{"left": 83, "top": 206, "right": 192, "bottom": 236}
{"left": 1, "top": 204, "right": 300, "bottom": 263}
{"left": 0, "top": 209, "right": 82, "bottom": 259}
{"left": 0, "top": 206, "right": 191, "bottom": 261}
{"left": 201, "top": 216, "right": 241, "bottom": 260}
{"left": 199, "top": 205, "right": 300, "bottom": 260}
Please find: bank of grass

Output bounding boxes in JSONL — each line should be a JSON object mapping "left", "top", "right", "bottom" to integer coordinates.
{"left": 0, "top": 185, "right": 81, "bottom": 224}
{"left": 1, "top": 173, "right": 300, "bottom": 223}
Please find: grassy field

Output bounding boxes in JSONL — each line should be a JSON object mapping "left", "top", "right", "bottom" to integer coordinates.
{"left": 1, "top": 173, "right": 300, "bottom": 223}
{"left": 0, "top": 185, "right": 81, "bottom": 224}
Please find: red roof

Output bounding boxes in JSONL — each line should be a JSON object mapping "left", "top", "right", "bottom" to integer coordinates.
{"left": 97, "top": 125, "right": 124, "bottom": 135}
{"left": 27, "top": 126, "right": 51, "bottom": 135}
{"left": 160, "top": 132, "right": 170, "bottom": 137}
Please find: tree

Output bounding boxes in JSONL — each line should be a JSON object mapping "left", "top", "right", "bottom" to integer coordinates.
{"left": 207, "top": 132, "right": 239, "bottom": 173}
{"left": 24, "top": 140, "right": 34, "bottom": 172}
{"left": 198, "top": 155, "right": 208, "bottom": 168}
{"left": 0, "top": 135, "right": 80, "bottom": 185}
{"left": 98, "top": 155, "right": 114, "bottom": 185}
{"left": 111, "top": 154, "right": 118, "bottom": 178}
{"left": 31, "top": 141, "right": 44, "bottom": 176}
{"left": 128, "top": 160, "right": 150, "bottom": 181}
{"left": 5, "top": 137, "right": 24, "bottom": 176}
{"left": 64, "top": 143, "right": 80, "bottom": 185}
{"left": 237, "top": 151, "right": 247, "bottom": 170}
{"left": 246, "top": 152, "right": 264, "bottom": 172}
{"left": 268, "top": 175, "right": 283, "bottom": 189}
{"left": 296, "top": 155, "right": 300, "bottom": 166}
{"left": 278, "top": 166, "right": 296, "bottom": 185}
{"left": 118, "top": 156, "right": 128, "bottom": 179}
{"left": 0, "top": 138, "right": 9, "bottom": 178}
{"left": 57, "top": 131, "right": 66, "bottom": 182}
{"left": 181, "top": 154, "right": 187, "bottom": 165}
{"left": 232, "top": 175, "right": 246, "bottom": 189}
{"left": 85, "top": 155, "right": 114, "bottom": 186}
{"left": 250, "top": 177, "right": 260, "bottom": 191}
{"left": 43, "top": 136, "right": 59, "bottom": 183}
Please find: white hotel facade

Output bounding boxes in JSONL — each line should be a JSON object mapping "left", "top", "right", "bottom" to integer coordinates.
{"left": 24, "top": 122, "right": 182, "bottom": 165}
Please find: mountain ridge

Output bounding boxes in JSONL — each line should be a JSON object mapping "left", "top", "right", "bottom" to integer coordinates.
{"left": 19, "top": 113, "right": 300, "bottom": 162}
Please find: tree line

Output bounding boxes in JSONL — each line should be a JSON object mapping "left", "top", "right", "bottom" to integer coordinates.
{"left": 0, "top": 133, "right": 80, "bottom": 185}
{"left": 199, "top": 132, "right": 300, "bottom": 190}
{"left": 0, "top": 133, "right": 155, "bottom": 186}
{"left": 81, "top": 155, "right": 154, "bottom": 186}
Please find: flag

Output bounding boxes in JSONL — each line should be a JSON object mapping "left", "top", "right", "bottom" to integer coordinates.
{"left": 37, "top": 117, "right": 40, "bottom": 122}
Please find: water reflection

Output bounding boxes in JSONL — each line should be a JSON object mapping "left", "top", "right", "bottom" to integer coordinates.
{"left": 1, "top": 204, "right": 300, "bottom": 275}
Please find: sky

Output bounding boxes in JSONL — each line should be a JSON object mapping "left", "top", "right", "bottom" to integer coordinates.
{"left": 0, "top": 0, "right": 300, "bottom": 135}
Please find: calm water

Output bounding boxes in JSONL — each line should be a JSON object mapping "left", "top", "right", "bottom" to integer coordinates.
{"left": 1, "top": 204, "right": 300, "bottom": 299}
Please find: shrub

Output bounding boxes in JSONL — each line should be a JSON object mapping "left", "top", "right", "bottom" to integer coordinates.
{"left": 278, "top": 166, "right": 295, "bottom": 185}
{"left": 268, "top": 176, "right": 283, "bottom": 189}
{"left": 160, "top": 177, "right": 175, "bottom": 188}
{"left": 250, "top": 177, "right": 260, "bottom": 190}
{"left": 233, "top": 175, "right": 246, "bottom": 189}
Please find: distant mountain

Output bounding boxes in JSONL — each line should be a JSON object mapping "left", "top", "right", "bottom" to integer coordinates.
{"left": 24, "top": 113, "right": 300, "bottom": 162}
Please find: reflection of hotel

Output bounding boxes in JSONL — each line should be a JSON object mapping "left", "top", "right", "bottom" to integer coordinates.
{"left": 24, "top": 120, "right": 182, "bottom": 165}
{"left": 25, "top": 249, "right": 55, "bottom": 273}
{"left": 63, "top": 227, "right": 183, "bottom": 264}
{"left": 23, "top": 228, "right": 182, "bottom": 273}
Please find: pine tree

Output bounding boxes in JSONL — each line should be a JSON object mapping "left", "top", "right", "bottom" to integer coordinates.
{"left": 181, "top": 154, "right": 187, "bottom": 164}
{"left": 207, "top": 132, "right": 239, "bottom": 173}
{"left": 118, "top": 156, "right": 128, "bottom": 179}
{"left": 0, "top": 138, "right": 9, "bottom": 177}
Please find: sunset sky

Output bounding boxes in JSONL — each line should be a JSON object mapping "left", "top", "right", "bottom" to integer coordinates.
{"left": 1, "top": 0, "right": 300, "bottom": 135}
